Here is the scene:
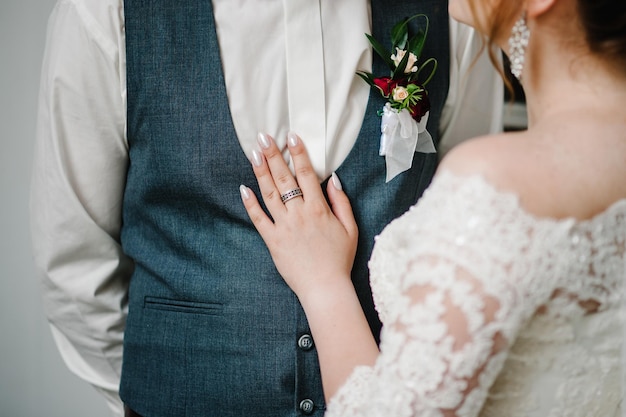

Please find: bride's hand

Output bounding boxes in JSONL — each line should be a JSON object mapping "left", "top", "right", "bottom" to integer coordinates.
{"left": 240, "top": 132, "right": 358, "bottom": 300}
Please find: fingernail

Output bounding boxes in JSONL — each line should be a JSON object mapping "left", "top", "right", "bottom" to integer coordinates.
{"left": 331, "top": 172, "right": 343, "bottom": 191}
{"left": 251, "top": 149, "right": 263, "bottom": 167}
{"left": 239, "top": 185, "right": 251, "bottom": 200}
{"left": 257, "top": 132, "right": 271, "bottom": 149}
{"left": 287, "top": 131, "right": 299, "bottom": 147}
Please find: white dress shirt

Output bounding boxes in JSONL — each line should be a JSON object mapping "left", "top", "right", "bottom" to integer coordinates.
{"left": 31, "top": 0, "right": 503, "bottom": 415}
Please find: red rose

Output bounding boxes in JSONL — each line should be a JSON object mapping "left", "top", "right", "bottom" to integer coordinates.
{"left": 409, "top": 91, "right": 431, "bottom": 122}
{"left": 372, "top": 77, "right": 399, "bottom": 97}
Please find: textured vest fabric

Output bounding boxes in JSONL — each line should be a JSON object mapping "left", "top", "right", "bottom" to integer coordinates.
{"left": 120, "top": 1, "right": 449, "bottom": 416}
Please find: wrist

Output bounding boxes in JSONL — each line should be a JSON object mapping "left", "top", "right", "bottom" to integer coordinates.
{"left": 295, "top": 274, "right": 379, "bottom": 401}
{"left": 297, "top": 275, "right": 357, "bottom": 317}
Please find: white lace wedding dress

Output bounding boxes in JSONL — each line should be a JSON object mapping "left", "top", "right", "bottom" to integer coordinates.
{"left": 327, "top": 171, "right": 625, "bottom": 417}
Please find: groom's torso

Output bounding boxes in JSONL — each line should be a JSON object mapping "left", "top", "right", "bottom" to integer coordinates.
{"left": 120, "top": 1, "right": 449, "bottom": 416}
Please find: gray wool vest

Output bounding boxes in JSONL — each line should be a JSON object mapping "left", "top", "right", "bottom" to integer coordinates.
{"left": 120, "top": 1, "right": 449, "bottom": 416}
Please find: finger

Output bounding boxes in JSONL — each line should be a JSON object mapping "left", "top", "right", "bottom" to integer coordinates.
{"left": 258, "top": 133, "right": 303, "bottom": 206}
{"left": 286, "top": 132, "right": 325, "bottom": 202}
{"left": 327, "top": 173, "right": 358, "bottom": 239}
{"left": 250, "top": 147, "right": 286, "bottom": 216}
{"left": 239, "top": 184, "right": 275, "bottom": 238}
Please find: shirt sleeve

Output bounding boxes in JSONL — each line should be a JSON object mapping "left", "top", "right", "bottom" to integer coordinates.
{"left": 326, "top": 172, "right": 559, "bottom": 417}
{"left": 31, "top": 1, "right": 130, "bottom": 415}
{"left": 438, "top": 20, "right": 504, "bottom": 157}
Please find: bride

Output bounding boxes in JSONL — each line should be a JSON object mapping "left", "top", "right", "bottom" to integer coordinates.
{"left": 239, "top": 0, "right": 626, "bottom": 415}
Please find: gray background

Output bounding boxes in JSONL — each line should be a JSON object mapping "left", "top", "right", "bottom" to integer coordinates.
{"left": 1, "top": 0, "right": 111, "bottom": 415}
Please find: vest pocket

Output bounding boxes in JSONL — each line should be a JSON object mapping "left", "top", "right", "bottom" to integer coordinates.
{"left": 144, "top": 296, "right": 224, "bottom": 315}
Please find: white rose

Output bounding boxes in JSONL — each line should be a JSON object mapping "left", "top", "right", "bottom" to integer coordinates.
{"left": 392, "top": 86, "right": 409, "bottom": 101}
{"left": 390, "top": 48, "right": 418, "bottom": 74}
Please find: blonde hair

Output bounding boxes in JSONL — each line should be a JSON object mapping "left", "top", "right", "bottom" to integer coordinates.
{"left": 467, "top": 0, "right": 626, "bottom": 82}
{"left": 466, "top": 0, "right": 522, "bottom": 94}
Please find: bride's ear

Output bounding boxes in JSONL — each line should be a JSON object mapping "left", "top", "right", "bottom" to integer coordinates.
{"left": 526, "top": 0, "right": 557, "bottom": 18}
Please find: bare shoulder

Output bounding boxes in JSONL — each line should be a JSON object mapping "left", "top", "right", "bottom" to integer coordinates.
{"left": 437, "top": 132, "right": 528, "bottom": 191}
{"left": 437, "top": 128, "right": 626, "bottom": 221}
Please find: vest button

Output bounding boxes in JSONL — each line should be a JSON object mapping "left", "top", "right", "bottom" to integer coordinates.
{"left": 298, "top": 334, "right": 314, "bottom": 351}
{"left": 299, "top": 399, "right": 315, "bottom": 415}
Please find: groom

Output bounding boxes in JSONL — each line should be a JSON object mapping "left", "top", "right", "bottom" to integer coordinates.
{"left": 32, "top": 0, "right": 502, "bottom": 416}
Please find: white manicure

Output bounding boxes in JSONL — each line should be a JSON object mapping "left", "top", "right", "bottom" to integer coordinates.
{"left": 287, "top": 131, "right": 299, "bottom": 147}
{"left": 251, "top": 149, "right": 263, "bottom": 167}
{"left": 239, "top": 185, "right": 251, "bottom": 200}
{"left": 331, "top": 172, "right": 343, "bottom": 191}
{"left": 257, "top": 132, "right": 271, "bottom": 149}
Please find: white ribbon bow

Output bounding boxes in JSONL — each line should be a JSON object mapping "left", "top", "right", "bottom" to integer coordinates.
{"left": 379, "top": 103, "right": 436, "bottom": 183}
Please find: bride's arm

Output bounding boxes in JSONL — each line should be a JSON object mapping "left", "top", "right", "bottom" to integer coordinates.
{"left": 240, "top": 132, "right": 553, "bottom": 416}
{"left": 240, "top": 132, "right": 378, "bottom": 401}
{"left": 298, "top": 278, "right": 379, "bottom": 401}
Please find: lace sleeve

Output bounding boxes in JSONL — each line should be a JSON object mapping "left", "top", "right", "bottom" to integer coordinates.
{"left": 326, "top": 172, "right": 572, "bottom": 417}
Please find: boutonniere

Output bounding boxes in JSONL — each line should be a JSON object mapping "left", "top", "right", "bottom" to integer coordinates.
{"left": 357, "top": 15, "right": 437, "bottom": 182}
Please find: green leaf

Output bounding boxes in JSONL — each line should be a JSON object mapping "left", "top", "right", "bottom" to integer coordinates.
{"left": 365, "top": 34, "right": 394, "bottom": 69}
{"left": 390, "top": 18, "right": 409, "bottom": 50}
{"left": 406, "top": 14, "right": 430, "bottom": 58}
{"left": 408, "top": 30, "right": 426, "bottom": 59}
{"left": 417, "top": 57, "right": 438, "bottom": 86}
{"left": 406, "top": 83, "right": 424, "bottom": 94}
{"left": 356, "top": 71, "right": 375, "bottom": 86}
{"left": 357, "top": 72, "right": 388, "bottom": 97}
{"left": 362, "top": 13, "right": 437, "bottom": 90}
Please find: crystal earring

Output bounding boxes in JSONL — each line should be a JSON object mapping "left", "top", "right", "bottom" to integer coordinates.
{"left": 508, "top": 13, "right": 530, "bottom": 82}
